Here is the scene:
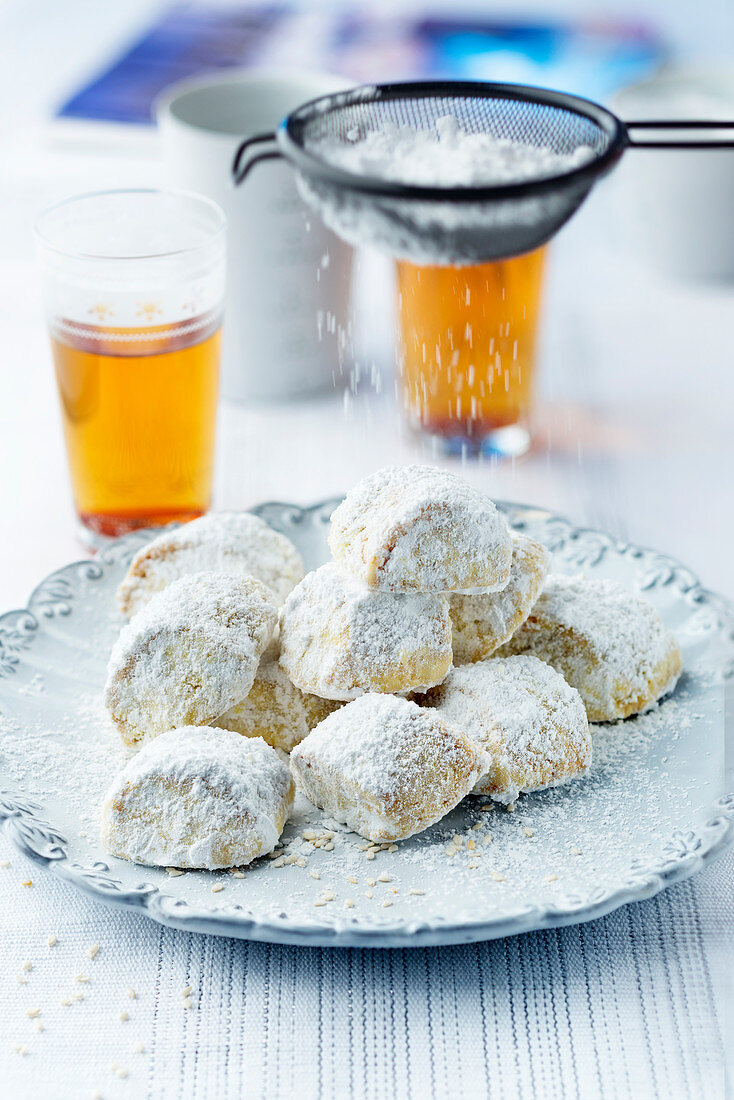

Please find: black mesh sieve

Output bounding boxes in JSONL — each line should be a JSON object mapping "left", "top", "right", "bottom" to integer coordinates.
{"left": 276, "top": 82, "right": 627, "bottom": 264}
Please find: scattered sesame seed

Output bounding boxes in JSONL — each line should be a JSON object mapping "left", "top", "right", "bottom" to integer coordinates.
{"left": 347, "top": 875, "right": 357, "bottom": 884}
{"left": 468, "top": 862, "right": 479, "bottom": 870}
{"left": 381, "top": 900, "right": 393, "bottom": 908}
{"left": 134, "top": 1041, "right": 145, "bottom": 1054}
{"left": 452, "top": 835, "right": 463, "bottom": 846}
{"left": 364, "top": 890, "right": 374, "bottom": 899}
{"left": 445, "top": 847, "right": 456, "bottom": 858}
{"left": 126, "top": 988, "right": 137, "bottom": 1000}
{"left": 284, "top": 853, "right": 299, "bottom": 865}
{"left": 313, "top": 899, "right": 326, "bottom": 907}
{"left": 309, "top": 871, "right": 320, "bottom": 880}
{"left": 480, "top": 804, "right": 494, "bottom": 812}
{"left": 34, "top": 1021, "right": 44, "bottom": 1033}
{"left": 472, "top": 822, "right": 483, "bottom": 831}
{"left": 166, "top": 867, "right": 183, "bottom": 877}
{"left": 272, "top": 857, "right": 286, "bottom": 868}
{"left": 21, "top": 960, "right": 32, "bottom": 972}
{"left": 116, "top": 1068, "right": 129, "bottom": 1080}
{"left": 26, "top": 1008, "right": 41, "bottom": 1019}
{"left": 12, "top": 1044, "right": 28, "bottom": 1056}
{"left": 323, "top": 842, "right": 334, "bottom": 851}
{"left": 182, "top": 985, "right": 192, "bottom": 997}
{"left": 466, "top": 840, "right": 476, "bottom": 851}
{"left": 345, "top": 899, "right": 355, "bottom": 908}
{"left": 60, "top": 998, "right": 71, "bottom": 1007}
{"left": 366, "top": 878, "right": 376, "bottom": 887}
{"left": 21, "top": 879, "right": 32, "bottom": 887}
{"left": 505, "top": 803, "right": 516, "bottom": 813}
{"left": 16, "top": 976, "right": 27, "bottom": 986}
{"left": 572, "top": 848, "right": 582, "bottom": 856}
{"left": 377, "top": 873, "right": 392, "bottom": 883}
{"left": 409, "top": 888, "right": 425, "bottom": 896}
{"left": 231, "top": 869, "right": 245, "bottom": 878}
{"left": 47, "top": 935, "right": 58, "bottom": 948}
{"left": 388, "top": 844, "right": 398, "bottom": 853}
{"left": 86, "top": 943, "right": 100, "bottom": 960}
{"left": 71, "top": 993, "right": 84, "bottom": 1003}
{"left": 524, "top": 828, "right": 534, "bottom": 838}
{"left": 120, "top": 1011, "right": 129, "bottom": 1023}
{"left": 357, "top": 843, "right": 370, "bottom": 852}
{"left": 365, "top": 852, "right": 376, "bottom": 861}
{"left": 490, "top": 871, "right": 506, "bottom": 882}
{"left": 211, "top": 883, "right": 224, "bottom": 893}
{"left": 321, "top": 890, "right": 336, "bottom": 902}
{"left": 545, "top": 874, "right": 558, "bottom": 883}
{"left": 482, "top": 835, "right": 492, "bottom": 846}
{"left": 0, "top": 860, "right": 10, "bottom": 869}
{"left": 295, "top": 858, "right": 307, "bottom": 867}
{"left": 75, "top": 974, "right": 90, "bottom": 983}
{"left": 302, "top": 830, "right": 317, "bottom": 841}
{"left": 183, "top": 998, "right": 193, "bottom": 1010}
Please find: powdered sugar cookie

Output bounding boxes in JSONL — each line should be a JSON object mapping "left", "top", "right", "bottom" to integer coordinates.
{"left": 117, "top": 511, "right": 304, "bottom": 617}
{"left": 101, "top": 727, "right": 294, "bottom": 869}
{"left": 450, "top": 533, "right": 550, "bottom": 663}
{"left": 279, "top": 562, "right": 452, "bottom": 701}
{"left": 329, "top": 465, "right": 512, "bottom": 593}
{"left": 428, "top": 655, "right": 590, "bottom": 803}
{"left": 497, "top": 575, "right": 682, "bottom": 721}
{"left": 290, "top": 694, "right": 487, "bottom": 841}
{"left": 105, "top": 571, "right": 278, "bottom": 746}
{"left": 216, "top": 638, "right": 343, "bottom": 752}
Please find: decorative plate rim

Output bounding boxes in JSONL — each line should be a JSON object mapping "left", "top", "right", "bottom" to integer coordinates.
{"left": 1, "top": 498, "right": 732, "bottom": 948}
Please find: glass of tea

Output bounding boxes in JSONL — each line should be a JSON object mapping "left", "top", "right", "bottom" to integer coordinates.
{"left": 396, "top": 247, "right": 546, "bottom": 458}
{"left": 36, "top": 189, "right": 226, "bottom": 547}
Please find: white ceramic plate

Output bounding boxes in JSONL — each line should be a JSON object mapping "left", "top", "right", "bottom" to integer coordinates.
{"left": 0, "top": 500, "right": 732, "bottom": 947}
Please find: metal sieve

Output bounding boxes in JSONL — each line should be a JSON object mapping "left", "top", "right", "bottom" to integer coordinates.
{"left": 232, "top": 80, "right": 734, "bottom": 266}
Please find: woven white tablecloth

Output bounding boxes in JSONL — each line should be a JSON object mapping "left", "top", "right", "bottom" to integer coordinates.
{"left": 0, "top": 830, "right": 730, "bottom": 1100}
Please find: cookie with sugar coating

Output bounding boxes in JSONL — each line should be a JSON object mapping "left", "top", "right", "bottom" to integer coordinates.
{"left": 427, "top": 655, "right": 590, "bottom": 804}
{"left": 105, "top": 571, "right": 278, "bottom": 746}
{"left": 117, "top": 511, "right": 304, "bottom": 617}
{"left": 216, "top": 638, "right": 343, "bottom": 752}
{"left": 101, "top": 727, "right": 294, "bottom": 869}
{"left": 290, "top": 694, "right": 487, "bottom": 842}
{"left": 497, "top": 574, "right": 682, "bottom": 721}
{"left": 329, "top": 464, "right": 512, "bottom": 593}
{"left": 279, "top": 562, "right": 452, "bottom": 701}
{"left": 450, "top": 533, "right": 550, "bottom": 663}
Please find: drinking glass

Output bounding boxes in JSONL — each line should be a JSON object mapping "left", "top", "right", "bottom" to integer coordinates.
{"left": 36, "top": 189, "right": 226, "bottom": 547}
{"left": 396, "top": 247, "right": 546, "bottom": 457}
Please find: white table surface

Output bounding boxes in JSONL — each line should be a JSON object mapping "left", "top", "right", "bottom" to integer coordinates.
{"left": 0, "top": 1, "right": 732, "bottom": 1097}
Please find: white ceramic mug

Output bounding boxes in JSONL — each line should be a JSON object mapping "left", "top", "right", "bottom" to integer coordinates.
{"left": 157, "top": 69, "right": 354, "bottom": 401}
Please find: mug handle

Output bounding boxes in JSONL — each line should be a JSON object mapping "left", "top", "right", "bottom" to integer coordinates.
{"left": 232, "top": 132, "right": 283, "bottom": 185}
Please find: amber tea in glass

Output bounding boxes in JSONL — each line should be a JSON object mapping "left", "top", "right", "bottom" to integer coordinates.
{"left": 397, "top": 247, "right": 546, "bottom": 456}
{"left": 36, "top": 189, "right": 226, "bottom": 546}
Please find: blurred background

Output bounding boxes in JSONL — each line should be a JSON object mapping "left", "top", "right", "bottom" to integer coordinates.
{"left": 1, "top": 0, "right": 733, "bottom": 606}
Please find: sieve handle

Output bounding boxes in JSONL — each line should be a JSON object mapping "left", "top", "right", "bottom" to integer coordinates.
{"left": 232, "top": 132, "right": 283, "bottom": 185}
{"left": 626, "top": 120, "right": 734, "bottom": 149}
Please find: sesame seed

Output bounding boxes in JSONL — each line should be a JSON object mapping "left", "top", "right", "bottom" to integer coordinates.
{"left": 472, "top": 822, "right": 483, "bottom": 831}
{"left": 309, "top": 871, "right": 320, "bottom": 880}
{"left": 409, "top": 888, "right": 425, "bottom": 896}
{"left": 182, "top": 985, "right": 192, "bottom": 997}
{"left": 116, "top": 1068, "right": 129, "bottom": 1080}
{"left": 313, "top": 899, "right": 326, "bottom": 907}
{"left": 490, "top": 871, "right": 506, "bottom": 882}
{"left": 26, "top": 1008, "right": 41, "bottom": 1019}
{"left": 86, "top": 943, "right": 100, "bottom": 960}
{"left": 345, "top": 899, "right": 355, "bottom": 908}
{"left": 134, "top": 1041, "right": 145, "bottom": 1054}
{"left": 382, "top": 900, "right": 392, "bottom": 908}
{"left": 452, "top": 835, "right": 463, "bottom": 846}
{"left": 388, "top": 844, "right": 398, "bottom": 853}
{"left": 16, "top": 976, "right": 27, "bottom": 985}
{"left": 126, "top": 988, "right": 137, "bottom": 1000}
{"left": 120, "top": 1011, "right": 129, "bottom": 1023}
{"left": 505, "top": 803, "right": 516, "bottom": 813}
{"left": 377, "top": 873, "right": 392, "bottom": 883}
{"left": 572, "top": 848, "right": 582, "bottom": 856}
{"left": 302, "top": 830, "right": 317, "bottom": 841}
{"left": 211, "top": 883, "right": 224, "bottom": 893}
{"left": 71, "top": 993, "right": 84, "bottom": 1003}
{"left": 47, "top": 935, "right": 58, "bottom": 948}
{"left": 231, "top": 870, "right": 245, "bottom": 878}
{"left": 480, "top": 803, "right": 494, "bottom": 811}
{"left": 357, "top": 843, "right": 370, "bottom": 852}
{"left": 272, "top": 857, "right": 285, "bottom": 868}
{"left": 60, "top": 998, "right": 71, "bottom": 1007}
{"left": 347, "top": 875, "right": 358, "bottom": 884}
{"left": 366, "top": 879, "right": 376, "bottom": 887}
{"left": 34, "top": 1021, "right": 44, "bottom": 1033}
{"left": 183, "top": 998, "right": 193, "bottom": 1010}
{"left": 364, "top": 890, "right": 374, "bottom": 899}
{"left": 284, "top": 853, "right": 299, "bottom": 865}
{"left": 13, "top": 1044, "right": 28, "bottom": 1056}
{"left": 321, "top": 891, "right": 336, "bottom": 902}
{"left": 445, "top": 847, "right": 456, "bottom": 858}
{"left": 296, "top": 858, "right": 307, "bottom": 867}
{"left": 0, "top": 861, "right": 10, "bottom": 869}
{"left": 365, "top": 852, "right": 376, "bottom": 861}
{"left": 21, "top": 879, "right": 32, "bottom": 887}
{"left": 524, "top": 828, "right": 534, "bottom": 838}
{"left": 545, "top": 874, "right": 558, "bottom": 883}
{"left": 21, "top": 960, "right": 32, "bottom": 972}
{"left": 75, "top": 974, "right": 90, "bottom": 984}
{"left": 468, "top": 862, "right": 479, "bottom": 870}
{"left": 466, "top": 840, "right": 476, "bottom": 851}
{"left": 166, "top": 867, "right": 183, "bottom": 877}
{"left": 482, "top": 835, "right": 492, "bottom": 846}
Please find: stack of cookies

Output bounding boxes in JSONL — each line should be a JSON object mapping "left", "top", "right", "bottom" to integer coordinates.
{"left": 99, "top": 465, "right": 682, "bottom": 871}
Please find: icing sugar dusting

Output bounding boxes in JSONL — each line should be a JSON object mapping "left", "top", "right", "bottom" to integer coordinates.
{"left": 279, "top": 562, "right": 452, "bottom": 701}
{"left": 311, "top": 116, "right": 595, "bottom": 188}
{"left": 101, "top": 727, "right": 294, "bottom": 869}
